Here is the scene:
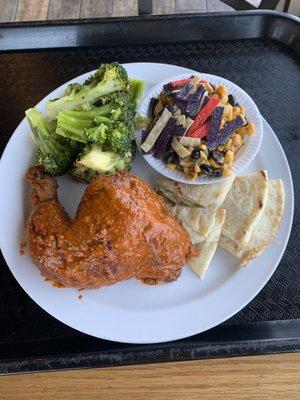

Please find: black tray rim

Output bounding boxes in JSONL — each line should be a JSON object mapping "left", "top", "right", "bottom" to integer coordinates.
{"left": 0, "top": 10, "right": 299, "bottom": 53}
{"left": 0, "top": 10, "right": 299, "bottom": 375}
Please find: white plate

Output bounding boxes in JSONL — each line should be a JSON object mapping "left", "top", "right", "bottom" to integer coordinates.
{"left": 0, "top": 63, "right": 294, "bottom": 344}
{"left": 137, "top": 72, "right": 263, "bottom": 184}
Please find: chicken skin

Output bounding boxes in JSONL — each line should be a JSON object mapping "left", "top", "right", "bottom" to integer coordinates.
{"left": 26, "top": 166, "right": 194, "bottom": 289}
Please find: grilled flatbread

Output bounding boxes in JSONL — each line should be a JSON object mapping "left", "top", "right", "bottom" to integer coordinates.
{"left": 221, "top": 170, "right": 269, "bottom": 250}
{"left": 188, "top": 209, "right": 226, "bottom": 278}
{"left": 168, "top": 204, "right": 216, "bottom": 244}
{"left": 220, "top": 179, "right": 284, "bottom": 265}
{"left": 156, "top": 175, "right": 235, "bottom": 209}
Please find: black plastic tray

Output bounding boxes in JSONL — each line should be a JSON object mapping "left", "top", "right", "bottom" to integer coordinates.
{"left": 0, "top": 11, "right": 299, "bottom": 375}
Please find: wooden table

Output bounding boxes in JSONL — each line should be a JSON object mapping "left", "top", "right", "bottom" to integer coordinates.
{"left": 0, "top": 354, "right": 299, "bottom": 399}
{"left": 0, "top": 1, "right": 299, "bottom": 398}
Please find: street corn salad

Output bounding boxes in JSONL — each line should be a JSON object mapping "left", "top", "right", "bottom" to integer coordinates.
{"left": 140, "top": 76, "right": 255, "bottom": 179}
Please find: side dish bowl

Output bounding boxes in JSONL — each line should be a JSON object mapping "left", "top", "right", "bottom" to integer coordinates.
{"left": 136, "top": 73, "right": 263, "bottom": 184}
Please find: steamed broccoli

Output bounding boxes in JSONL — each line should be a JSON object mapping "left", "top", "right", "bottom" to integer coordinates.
{"left": 26, "top": 62, "right": 146, "bottom": 181}
{"left": 64, "top": 82, "right": 82, "bottom": 96}
{"left": 56, "top": 91, "right": 136, "bottom": 156}
{"left": 56, "top": 106, "right": 112, "bottom": 143}
{"left": 129, "top": 78, "right": 146, "bottom": 108}
{"left": 46, "top": 63, "right": 129, "bottom": 120}
{"left": 70, "top": 143, "right": 133, "bottom": 183}
{"left": 26, "top": 108, "right": 80, "bottom": 176}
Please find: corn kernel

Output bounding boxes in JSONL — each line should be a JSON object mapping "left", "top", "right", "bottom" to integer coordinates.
{"left": 232, "top": 106, "right": 240, "bottom": 117}
{"left": 167, "top": 163, "right": 176, "bottom": 171}
{"left": 224, "top": 138, "right": 232, "bottom": 151}
{"left": 239, "top": 106, "right": 246, "bottom": 116}
{"left": 209, "top": 158, "right": 220, "bottom": 169}
{"left": 194, "top": 163, "right": 201, "bottom": 173}
{"left": 223, "top": 104, "right": 233, "bottom": 118}
{"left": 231, "top": 133, "right": 242, "bottom": 147}
{"left": 220, "top": 94, "right": 228, "bottom": 105}
{"left": 225, "top": 150, "right": 234, "bottom": 163}
{"left": 199, "top": 144, "right": 209, "bottom": 157}
{"left": 237, "top": 127, "right": 247, "bottom": 140}
{"left": 222, "top": 167, "right": 233, "bottom": 177}
{"left": 183, "top": 166, "right": 190, "bottom": 174}
{"left": 190, "top": 171, "right": 198, "bottom": 180}
{"left": 246, "top": 121, "right": 255, "bottom": 135}
{"left": 216, "top": 85, "right": 227, "bottom": 97}
{"left": 200, "top": 156, "right": 210, "bottom": 165}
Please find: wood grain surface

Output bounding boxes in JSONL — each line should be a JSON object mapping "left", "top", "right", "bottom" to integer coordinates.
{"left": 1, "top": 354, "right": 300, "bottom": 399}
{"left": 0, "top": 0, "right": 296, "bottom": 22}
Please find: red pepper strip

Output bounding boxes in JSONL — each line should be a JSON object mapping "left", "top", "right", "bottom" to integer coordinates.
{"left": 188, "top": 96, "right": 220, "bottom": 134}
{"left": 188, "top": 120, "right": 210, "bottom": 138}
{"left": 169, "top": 78, "right": 193, "bottom": 88}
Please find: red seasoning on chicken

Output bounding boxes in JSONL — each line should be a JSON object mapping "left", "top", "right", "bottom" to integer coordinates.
{"left": 26, "top": 167, "right": 194, "bottom": 289}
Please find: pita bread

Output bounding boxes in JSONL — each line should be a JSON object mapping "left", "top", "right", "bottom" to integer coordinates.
{"left": 156, "top": 175, "right": 235, "bottom": 210}
{"left": 220, "top": 179, "right": 284, "bottom": 265}
{"left": 168, "top": 204, "right": 217, "bottom": 244}
{"left": 221, "top": 171, "right": 269, "bottom": 250}
{"left": 188, "top": 209, "right": 226, "bottom": 278}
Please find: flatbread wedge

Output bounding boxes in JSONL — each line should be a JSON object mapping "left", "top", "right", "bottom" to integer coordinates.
{"left": 188, "top": 209, "right": 226, "bottom": 278}
{"left": 220, "top": 179, "right": 284, "bottom": 266}
{"left": 168, "top": 204, "right": 217, "bottom": 244}
{"left": 156, "top": 175, "right": 235, "bottom": 210}
{"left": 221, "top": 170, "right": 269, "bottom": 250}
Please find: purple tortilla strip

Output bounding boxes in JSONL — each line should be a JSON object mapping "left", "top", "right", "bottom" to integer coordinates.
{"left": 185, "top": 87, "right": 206, "bottom": 119}
{"left": 177, "top": 84, "right": 193, "bottom": 100}
{"left": 173, "top": 124, "right": 186, "bottom": 137}
{"left": 153, "top": 118, "right": 177, "bottom": 159}
{"left": 208, "top": 115, "right": 246, "bottom": 150}
{"left": 148, "top": 97, "right": 158, "bottom": 117}
{"left": 218, "top": 115, "right": 246, "bottom": 145}
{"left": 162, "top": 83, "right": 180, "bottom": 95}
{"left": 206, "top": 107, "right": 224, "bottom": 149}
{"left": 166, "top": 104, "right": 178, "bottom": 114}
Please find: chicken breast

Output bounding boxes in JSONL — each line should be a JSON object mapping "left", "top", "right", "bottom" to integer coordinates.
{"left": 26, "top": 166, "right": 194, "bottom": 289}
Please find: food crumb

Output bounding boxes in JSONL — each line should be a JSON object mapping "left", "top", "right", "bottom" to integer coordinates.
{"left": 78, "top": 294, "right": 83, "bottom": 300}
{"left": 44, "top": 277, "right": 64, "bottom": 288}
{"left": 19, "top": 240, "right": 27, "bottom": 255}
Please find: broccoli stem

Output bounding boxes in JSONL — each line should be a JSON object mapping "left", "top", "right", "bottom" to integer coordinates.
{"left": 46, "top": 63, "right": 129, "bottom": 120}
{"left": 56, "top": 108, "right": 111, "bottom": 143}
{"left": 129, "top": 78, "right": 146, "bottom": 108}
{"left": 26, "top": 108, "right": 63, "bottom": 156}
{"left": 62, "top": 102, "right": 113, "bottom": 119}
{"left": 26, "top": 108, "right": 78, "bottom": 176}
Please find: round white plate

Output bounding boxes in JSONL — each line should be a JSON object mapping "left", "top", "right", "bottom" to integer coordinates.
{"left": 137, "top": 72, "right": 263, "bottom": 184}
{"left": 0, "top": 63, "right": 294, "bottom": 344}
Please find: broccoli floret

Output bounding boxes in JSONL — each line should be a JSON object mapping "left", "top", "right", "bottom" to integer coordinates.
{"left": 64, "top": 82, "right": 82, "bottom": 96}
{"left": 100, "top": 91, "right": 136, "bottom": 155}
{"left": 70, "top": 143, "right": 133, "bottom": 183}
{"left": 46, "top": 63, "right": 129, "bottom": 120}
{"left": 56, "top": 91, "right": 136, "bottom": 157}
{"left": 56, "top": 106, "right": 112, "bottom": 143}
{"left": 101, "top": 91, "right": 136, "bottom": 122}
{"left": 26, "top": 108, "right": 80, "bottom": 176}
{"left": 129, "top": 78, "right": 146, "bottom": 108}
